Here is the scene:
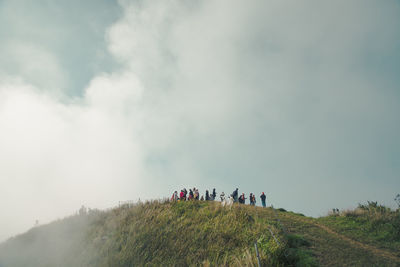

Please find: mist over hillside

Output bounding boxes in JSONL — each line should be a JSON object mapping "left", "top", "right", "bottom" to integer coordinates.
{"left": 0, "top": 200, "right": 399, "bottom": 266}
{"left": 0, "top": 212, "right": 95, "bottom": 267}
{"left": 1, "top": 0, "right": 400, "bottom": 251}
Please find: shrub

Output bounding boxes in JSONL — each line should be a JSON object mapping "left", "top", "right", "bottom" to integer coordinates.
{"left": 395, "top": 194, "right": 400, "bottom": 209}
{"left": 322, "top": 201, "right": 400, "bottom": 251}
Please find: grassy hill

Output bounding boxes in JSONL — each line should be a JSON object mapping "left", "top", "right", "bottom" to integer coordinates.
{"left": 0, "top": 200, "right": 399, "bottom": 266}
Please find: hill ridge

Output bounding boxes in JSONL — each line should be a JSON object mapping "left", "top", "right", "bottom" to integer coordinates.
{"left": 279, "top": 212, "right": 400, "bottom": 264}
{"left": 1, "top": 200, "right": 399, "bottom": 266}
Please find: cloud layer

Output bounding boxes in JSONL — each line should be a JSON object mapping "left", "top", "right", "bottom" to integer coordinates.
{"left": 1, "top": 0, "right": 400, "bottom": 241}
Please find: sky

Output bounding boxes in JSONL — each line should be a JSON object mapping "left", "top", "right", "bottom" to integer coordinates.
{"left": 0, "top": 0, "right": 400, "bottom": 242}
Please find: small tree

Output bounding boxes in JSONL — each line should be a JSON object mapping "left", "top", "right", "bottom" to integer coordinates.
{"left": 395, "top": 194, "right": 400, "bottom": 209}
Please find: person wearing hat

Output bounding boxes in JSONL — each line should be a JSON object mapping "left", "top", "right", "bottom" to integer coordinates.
{"left": 260, "top": 192, "right": 267, "bottom": 207}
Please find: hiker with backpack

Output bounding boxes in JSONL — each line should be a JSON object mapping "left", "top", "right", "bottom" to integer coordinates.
{"left": 260, "top": 192, "right": 266, "bottom": 207}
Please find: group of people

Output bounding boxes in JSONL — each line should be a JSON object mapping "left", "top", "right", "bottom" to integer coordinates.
{"left": 237, "top": 193, "right": 257, "bottom": 205}
{"left": 171, "top": 187, "right": 267, "bottom": 207}
{"left": 171, "top": 188, "right": 218, "bottom": 201}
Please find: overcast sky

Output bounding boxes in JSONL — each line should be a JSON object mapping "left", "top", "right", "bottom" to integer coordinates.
{"left": 1, "top": 0, "right": 400, "bottom": 242}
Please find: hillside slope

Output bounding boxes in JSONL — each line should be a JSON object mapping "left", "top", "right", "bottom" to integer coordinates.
{"left": 0, "top": 200, "right": 399, "bottom": 266}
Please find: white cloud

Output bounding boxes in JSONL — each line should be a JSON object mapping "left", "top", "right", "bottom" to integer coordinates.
{"left": 0, "top": 42, "right": 67, "bottom": 94}
{"left": 0, "top": 73, "right": 145, "bottom": 241}
{"left": 103, "top": 0, "right": 400, "bottom": 212}
{"left": 1, "top": 0, "right": 400, "bottom": 241}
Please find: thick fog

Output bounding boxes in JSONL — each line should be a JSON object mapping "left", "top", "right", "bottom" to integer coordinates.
{"left": 1, "top": 0, "right": 400, "bottom": 242}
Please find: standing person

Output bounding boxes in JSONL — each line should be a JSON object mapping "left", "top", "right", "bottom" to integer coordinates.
{"left": 250, "top": 194, "right": 256, "bottom": 206}
{"left": 260, "top": 192, "right": 266, "bottom": 207}
{"left": 239, "top": 193, "right": 246, "bottom": 204}
{"left": 195, "top": 188, "right": 199, "bottom": 200}
{"left": 212, "top": 188, "right": 217, "bottom": 201}
{"left": 183, "top": 188, "right": 187, "bottom": 200}
{"left": 179, "top": 190, "right": 185, "bottom": 201}
{"left": 171, "top": 191, "right": 178, "bottom": 201}
{"left": 249, "top": 193, "right": 254, "bottom": 205}
{"left": 220, "top": 192, "right": 225, "bottom": 201}
{"left": 232, "top": 188, "right": 239, "bottom": 203}
{"left": 189, "top": 189, "right": 194, "bottom": 200}
{"left": 205, "top": 190, "right": 210, "bottom": 201}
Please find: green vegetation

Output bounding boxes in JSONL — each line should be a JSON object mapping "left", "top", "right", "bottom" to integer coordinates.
{"left": 318, "top": 201, "right": 400, "bottom": 254}
{"left": 75, "top": 200, "right": 315, "bottom": 266}
{"left": 0, "top": 200, "right": 399, "bottom": 266}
